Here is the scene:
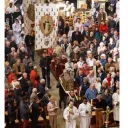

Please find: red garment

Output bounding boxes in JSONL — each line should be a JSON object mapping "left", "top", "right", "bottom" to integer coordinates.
{"left": 30, "top": 70, "right": 37, "bottom": 83}
{"left": 99, "top": 24, "right": 108, "bottom": 34}
{"left": 80, "top": 66, "right": 90, "bottom": 76}
{"left": 33, "top": 80, "right": 39, "bottom": 88}
{"left": 7, "top": 73, "right": 16, "bottom": 84}
{"left": 106, "top": 77, "right": 111, "bottom": 86}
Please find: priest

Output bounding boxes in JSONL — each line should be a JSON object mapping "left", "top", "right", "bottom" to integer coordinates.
{"left": 78, "top": 97, "right": 91, "bottom": 128}
{"left": 63, "top": 100, "right": 79, "bottom": 128}
{"left": 112, "top": 88, "right": 119, "bottom": 125}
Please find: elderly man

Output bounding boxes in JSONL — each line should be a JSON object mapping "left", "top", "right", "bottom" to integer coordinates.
{"left": 78, "top": 97, "right": 91, "bottom": 128}
{"left": 37, "top": 79, "right": 46, "bottom": 99}
{"left": 39, "top": 51, "right": 52, "bottom": 89}
{"left": 20, "top": 73, "right": 29, "bottom": 94}
{"left": 105, "top": 56, "right": 115, "bottom": 73}
{"left": 47, "top": 96, "right": 58, "bottom": 128}
{"left": 30, "top": 88, "right": 39, "bottom": 103}
{"left": 63, "top": 100, "right": 79, "bottom": 128}
{"left": 85, "top": 83, "right": 98, "bottom": 101}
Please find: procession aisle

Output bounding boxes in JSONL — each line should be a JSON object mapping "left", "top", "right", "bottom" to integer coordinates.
{"left": 35, "top": 52, "right": 80, "bottom": 128}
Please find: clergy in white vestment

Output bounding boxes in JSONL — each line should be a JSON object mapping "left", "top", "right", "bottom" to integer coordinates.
{"left": 12, "top": 19, "right": 21, "bottom": 45}
{"left": 116, "top": 0, "right": 120, "bottom": 18}
{"left": 78, "top": 97, "right": 91, "bottom": 128}
{"left": 112, "top": 88, "right": 119, "bottom": 123}
{"left": 63, "top": 100, "right": 79, "bottom": 128}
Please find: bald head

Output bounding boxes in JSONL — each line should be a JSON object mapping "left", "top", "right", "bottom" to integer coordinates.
{"left": 23, "top": 73, "right": 27, "bottom": 79}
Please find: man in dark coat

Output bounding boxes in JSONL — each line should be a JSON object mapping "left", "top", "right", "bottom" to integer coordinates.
{"left": 8, "top": 100, "right": 17, "bottom": 128}
{"left": 56, "top": 82, "right": 68, "bottom": 109}
{"left": 102, "top": 89, "right": 113, "bottom": 109}
{"left": 20, "top": 96, "right": 30, "bottom": 128}
{"left": 31, "top": 97, "right": 40, "bottom": 128}
{"left": 108, "top": 16, "right": 116, "bottom": 31}
{"left": 37, "top": 79, "right": 46, "bottom": 99}
{"left": 20, "top": 73, "right": 29, "bottom": 94}
{"left": 25, "top": 33, "right": 35, "bottom": 61}
{"left": 39, "top": 51, "right": 52, "bottom": 88}
{"left": 72, "top": 27, "right": 82, "bottom": 44}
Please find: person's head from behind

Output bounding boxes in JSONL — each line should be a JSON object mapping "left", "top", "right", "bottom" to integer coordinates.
{"left": 23, "top": 72, "right": 27, "bottom": 79}
{"left": 34, "top": 66, "right": 37, "bottom": 71}
{"left": 32, "top": 88, "right": 37, "bottom": 94}
{"left": 40, "top": 79, "right": 45, "bottom": 85}
{"left": 97, "top": 94, "right": 102, "bottom": 101}
{"left": 23, "top": 96, "right": 29, "bottom": 103}
{"left": 50, "top": 96, "right": 56, "bottom": 104}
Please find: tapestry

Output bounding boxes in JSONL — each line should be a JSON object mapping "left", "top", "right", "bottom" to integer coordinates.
{"left": 35, "top": 3, "right": 59, "bottom": 50}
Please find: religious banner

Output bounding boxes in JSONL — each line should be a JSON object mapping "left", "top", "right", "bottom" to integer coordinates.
{"left": 35, "top": 3, "right": 59, "bottom": 50}
{"left": 23, "top": 0, "right": 35, "bottom": 34}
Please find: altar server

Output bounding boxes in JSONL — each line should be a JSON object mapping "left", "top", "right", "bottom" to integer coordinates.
{"left": 78, "top": 97, "right": 91, "bottom": 128}
{"left": 12, "top": 19, "right": 21, "bottom": 45}
{"left": 112, "top": 88, "right": 119, "bottom": 124}
{"left": 63, "top": 100, "right": 79, "bottom": 128}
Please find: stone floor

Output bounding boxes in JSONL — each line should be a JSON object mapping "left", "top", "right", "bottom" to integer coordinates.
{"left": 34, "top": 52, "right": 119, "bottom": 128}
{"left": 34, "top": 52, "right": 80, "bottom": 128}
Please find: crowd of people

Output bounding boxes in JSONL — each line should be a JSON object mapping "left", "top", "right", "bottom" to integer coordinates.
{"left": 5, "top": 0, "right": 120, "bottom": 128}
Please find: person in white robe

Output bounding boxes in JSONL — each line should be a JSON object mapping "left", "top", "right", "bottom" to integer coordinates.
{"left": 63, "top": 100, "right": 79, "bottom": 128}
{"left": 116, "top": 0, "right": 120, "bottom": 18}
{"left": 12, "top": 19, "right": 21, "bottom": 45}
{"left": 112, "top": 88, "right": 119, "bottom": 123}
{"left": 78, "top": 97, "right": 91, "bottom": 128}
